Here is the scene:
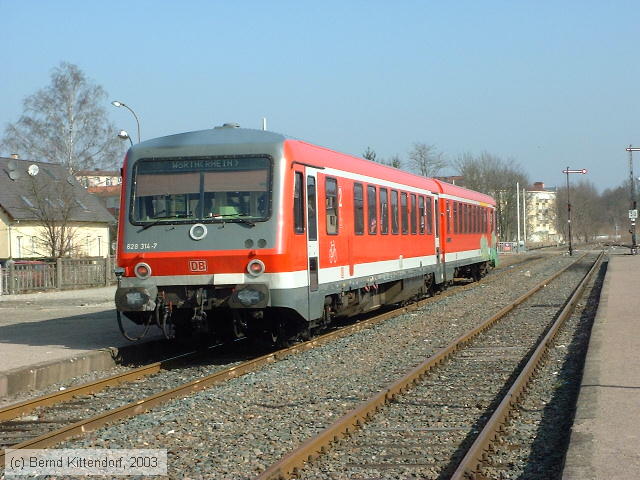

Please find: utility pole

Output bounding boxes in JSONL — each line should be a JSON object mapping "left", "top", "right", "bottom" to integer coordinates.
{"left": 516, "top": 182, "right": 521, "bottom": 251}
{"left": 562, "top": 167, "right": 588, "bottom": 256}
{"left": 624, "top": 146, "right": 638, "bottom": 254}
{"left": 522, "top": 186, "right": 527, "bottom": 248}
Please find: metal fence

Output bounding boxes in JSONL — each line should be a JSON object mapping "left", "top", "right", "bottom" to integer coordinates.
{"left": 497, "top": 241, "right": 520, "bottom": 254}
{"left": 0, "top": 257, "right": 116, "bottom": 295}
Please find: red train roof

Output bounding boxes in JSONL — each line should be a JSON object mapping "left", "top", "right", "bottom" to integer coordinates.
{"left": 285, "top": 140, "right": 440, "bottom": 191}
{"left": 432, "top": 179, "right": 496, "bottom": 206}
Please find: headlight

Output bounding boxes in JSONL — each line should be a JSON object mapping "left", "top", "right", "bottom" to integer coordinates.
{"left": 134, "top": 262, "right": 152, "bottom": 279}
{"left": 247, "top": 259, "right": 265, "bottom": 277}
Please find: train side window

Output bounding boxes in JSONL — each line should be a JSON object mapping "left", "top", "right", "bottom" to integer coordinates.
{"left": 426, "top": 196, "right": 433, "bottom": 235}
{"left": 469, "top": 205, "right": 477, "bottom": 233}
{"left": 401, "top": 192, "right": 408, "bottom": 234}
{"left": 354, "top": 183, "right": 364, "bottom": 235}
{"left": 367, "top": 185, "right": 377, "bottom": 234}
{"left": 418, "top": 196, "right": 425, "bottom": 234}
{"left": 307, "top": 176, "right": 317, "bottom": 241}
{"left": 473, "top": 205, "right": 477, "bottom": 233}
{"left": 446, "top": 200, "right": 451, "bottom": 235}
{"left": 391, "top": 190, "right": 399, "bottom": 234}
{"left": 453, "top": 202, "right": 458, "bottom": 234}
{"left": 470, "top": 205, "right": 474, "bottom": 233}
{"left": 465, "top": 203, "right": 469, "bottom": 234}
{"left": 326, "top": 177, "right": 339, "bottom": 235}
{"left": 294, "top": 172, "right": 305, "bottom": 234}
{"left": 410, "top": 194, "right": 417, "bottom": 234}
{"left": 463, "top": 203, "right": 467, "bottom": 233}
{"left": 380, "top": 188, "right": 389, "bottom": 234}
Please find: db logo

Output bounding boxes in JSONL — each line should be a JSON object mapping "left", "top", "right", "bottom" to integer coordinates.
{"left": 189, "top": 260, "right": 208, "bottom": 272}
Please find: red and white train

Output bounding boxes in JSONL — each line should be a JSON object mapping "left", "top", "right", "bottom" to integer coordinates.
{"left": 115, "top": 125, "right": 498, "bottom": 344}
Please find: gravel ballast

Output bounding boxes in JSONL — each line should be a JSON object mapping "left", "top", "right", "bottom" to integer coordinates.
{"left": 55, "top": 253, "right": 589, "bottom": 479}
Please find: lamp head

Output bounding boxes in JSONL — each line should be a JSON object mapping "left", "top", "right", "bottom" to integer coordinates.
{"left": 111, "top": 100, "right": 124, "bottom": 107}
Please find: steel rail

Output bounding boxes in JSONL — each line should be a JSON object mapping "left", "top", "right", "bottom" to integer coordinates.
{"left": 255, "top": 252, "right": 589, "bottom": 480}
{"left": 0, "top": 348, "right": 206, "bottom": 423}
{"left": 450, "top": 250, "right": 605, "bottom": 480}
{"left": 0, "top": 251, "right": 557, "bottom": 468}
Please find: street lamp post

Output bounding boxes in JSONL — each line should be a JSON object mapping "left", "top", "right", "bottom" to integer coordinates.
{"left": 562, "top": 167, "right": 588, "bottom": 256}
{"left": 624, "top": 146, "right": 639, "bottom": 254}
{"left": 111, "top": 101, "right": 141, "bottom": 143}
{"left": 117, "top": 130, "right": 133, "bottom": 147}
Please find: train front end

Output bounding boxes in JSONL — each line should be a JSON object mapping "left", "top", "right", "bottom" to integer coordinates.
{"left": 115, "top": 126, "right": 295, "bottom": 343}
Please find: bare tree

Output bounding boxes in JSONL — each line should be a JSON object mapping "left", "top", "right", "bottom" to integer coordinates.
{"left": 362, "top": 147, "right": 402, "bottom": 169}
{"left": 454, "top": 152, "right": 529, "bottom": 242}
{"left": 2, "top": 62, "right": 124, "bottom": 172}
{"left": 363, "top": 147, "right": 378, "bottom": 162}
{"left": 408, "top": 143, "right": 447, "bottom": 177}
{"left": 21, "top": 173, "right": 83, "bottom": 258}
{"left": 387, "top": 154, "right": 402, "bottom": 169}
{"left": 556, "top": 180, "right": 604, "bottom": 244}
{"left": 601, "top": 183, "right": 633, "bottom": 242}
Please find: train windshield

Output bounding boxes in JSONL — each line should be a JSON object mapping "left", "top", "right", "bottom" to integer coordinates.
{"left": 131, "top": 156, "right": 271, "bottom": 225}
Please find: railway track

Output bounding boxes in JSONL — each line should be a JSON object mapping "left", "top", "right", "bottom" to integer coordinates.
{"left": 0, "top": 252, "right": 559, "bottom": 468}
{"left": 256, "top": 251, "right": 603, "bottom": 480}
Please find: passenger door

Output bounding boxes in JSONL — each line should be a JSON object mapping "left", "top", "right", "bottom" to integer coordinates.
{"left": 306, "top": 171, "right": 319, "bottom": 310}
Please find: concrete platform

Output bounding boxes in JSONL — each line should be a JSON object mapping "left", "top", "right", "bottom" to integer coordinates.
{"left": 0, "top": 286, "right": 162, "bottom": 396}
{"left": 563, "top": 250, "right": 640, "bottom": 479}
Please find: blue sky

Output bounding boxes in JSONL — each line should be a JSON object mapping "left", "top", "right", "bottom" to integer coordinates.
{"left": 2, "top": 0, "right": 639, "bottom": 191}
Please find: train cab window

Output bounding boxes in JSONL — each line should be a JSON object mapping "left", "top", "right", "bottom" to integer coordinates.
{"left": 380, "top": 188, "right": 389, "bottom": 234}
{"left": 410, "top": 194, "right": 417, "bottom": 234}
{"left": 354, "top": 183, "right": 364, "bottom": 235}
{"left": 307, "top": 176, "right": 317, "bottom": 241}
{"left": 391, "top": 190, "right": 399, "bottom": 234}
{"left": 132, "top": 156, "right": 271, "bottom": 226}
{"left": 367, "top": 185, "right": 377, "bottom": 234}
{"left": 401, "top": 192, "right": 408, "bottom": 234}
{"left": 418, "top": 196, "right": 425, "bottom": 234}
{"left": 453, "top": 202, "right": 459, "bottom": 234}
{"left": 326, "top": 177, "right": 339, "bottom": 235}
{"left": 426, "top": 197, "right": 433, "bottom": 235}
{"left": 294, "top": 172, "right": 304, "bottom": 234}
{"left": 446, "top": 200, "right": 451, "bottom": 234}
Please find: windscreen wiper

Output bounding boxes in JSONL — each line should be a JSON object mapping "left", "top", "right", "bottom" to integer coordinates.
{"left": 139, "top": 213, "right": 191, "bottom": 231}
{"left": 213, "top": 214, "right": 256, "bottom": 227}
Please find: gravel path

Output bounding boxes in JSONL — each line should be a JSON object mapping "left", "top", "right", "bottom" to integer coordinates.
{"left": 54, "top": 253, "right": 584, "bottom": 479}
